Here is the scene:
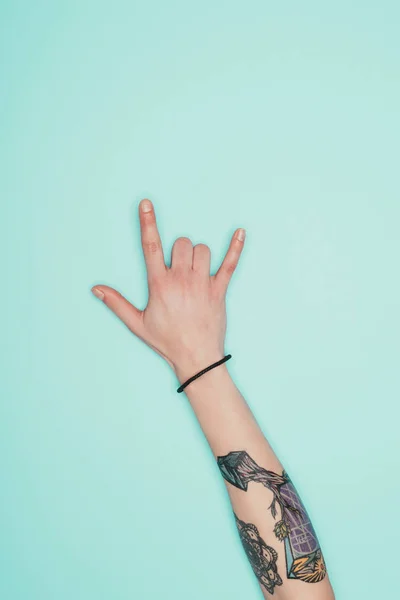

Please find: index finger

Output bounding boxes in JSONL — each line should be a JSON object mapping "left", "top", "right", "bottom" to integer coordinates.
{"left": 139, "top": 199, "right": 167, "bottom": 282}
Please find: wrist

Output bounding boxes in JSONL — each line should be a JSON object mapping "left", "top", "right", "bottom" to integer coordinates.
{"left": 173, "top": 354, "right": 232, "bottom": 395}
{"left": 180, "top": 361, "right": 232, "bottom": 398}
{"left": 173, "top": 351, "right": 227, "bottom": 385}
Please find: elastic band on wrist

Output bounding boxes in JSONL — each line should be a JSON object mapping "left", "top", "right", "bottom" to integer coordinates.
{"left": 177, "top": 354, "right": 232, "bottom": 393}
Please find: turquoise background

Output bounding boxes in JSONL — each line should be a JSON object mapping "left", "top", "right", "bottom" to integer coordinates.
{"left": 1, "top": 2, "right": 399, "bottom": 598}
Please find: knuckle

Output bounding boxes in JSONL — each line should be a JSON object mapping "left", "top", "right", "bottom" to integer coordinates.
{"left": 225, "top": 261, "right": 236, "bottom": 275}
{"left": 144, "top": 240, "right": 160, "bottom": 254}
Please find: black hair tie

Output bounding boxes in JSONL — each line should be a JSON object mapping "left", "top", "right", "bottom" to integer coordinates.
{"left": 177, "top": 354, "right": 232, "bottom": 393}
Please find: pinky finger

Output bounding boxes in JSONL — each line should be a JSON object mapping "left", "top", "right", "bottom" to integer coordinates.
{"left": 213, "top": 228, "right": 246, "bottom": 295}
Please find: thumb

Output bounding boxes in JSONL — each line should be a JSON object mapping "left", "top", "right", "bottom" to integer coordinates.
{"left": 91, "top": 285, "right": 146, "bottom": 340}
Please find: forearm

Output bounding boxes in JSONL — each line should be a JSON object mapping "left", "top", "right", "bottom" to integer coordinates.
{"left": 178, "top": 361, "right": 335, "bottom": 600}
{"left": 177, "top": 361, "right": 266, "bottom": 453}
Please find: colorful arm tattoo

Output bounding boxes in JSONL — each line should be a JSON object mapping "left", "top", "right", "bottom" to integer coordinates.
{"left": 218, "top": 451, "right": 327, "bottom": 584}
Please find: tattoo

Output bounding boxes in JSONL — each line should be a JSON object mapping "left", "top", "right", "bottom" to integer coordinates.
{"left": 235, "top": 513, "right": 282, "bottom": 595}
{"left": 218, "top": 451, "right": 327, "bottom": 583}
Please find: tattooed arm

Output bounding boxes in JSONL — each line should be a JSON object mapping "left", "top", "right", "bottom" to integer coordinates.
{"left": 92, "top": 199, "right": 335, "bottom": 600}
{"left": 177, "top": 369, "right": 335, "bottom": 599}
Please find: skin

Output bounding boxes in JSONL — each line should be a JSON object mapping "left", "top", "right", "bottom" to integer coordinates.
{"left": 92, "top": 198, "right": 239, "bottom": 381}
{"left": 92, "top": 198, "right": 336, "bottom": 600}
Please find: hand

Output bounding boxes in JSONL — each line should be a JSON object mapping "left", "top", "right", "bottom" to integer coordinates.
{"left": 91, "top": 199, "right": 245, "bottom": 383}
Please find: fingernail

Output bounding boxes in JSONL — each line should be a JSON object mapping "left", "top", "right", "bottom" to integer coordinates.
{"left": 92, "top": 287, "right": 105, "bottom": 300}
{"left": 141, "top": 199, "right": 153, "bottom": 213}
{"left": 237, "top": 228, "right": 246, "bottom": 241}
